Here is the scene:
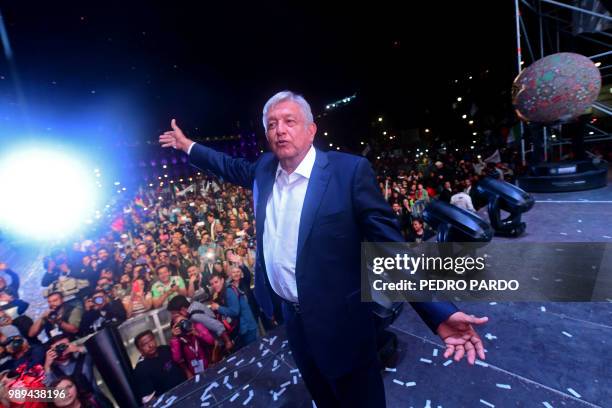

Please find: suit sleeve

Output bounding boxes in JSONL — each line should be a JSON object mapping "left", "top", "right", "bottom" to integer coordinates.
{"left": 189, "top": 143, "right": 256, "bottom": 190}
{"left": 352, "top": 158, "right": 458, "bottom": 333}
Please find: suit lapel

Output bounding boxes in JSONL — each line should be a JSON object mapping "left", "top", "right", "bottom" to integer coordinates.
{"left": 296, "top": 149, "right": 330, "bottom": 260}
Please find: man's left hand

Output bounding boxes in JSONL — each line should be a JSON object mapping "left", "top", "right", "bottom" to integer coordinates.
{"left": 437, "top": 311, "right": 488, "bottom": 365}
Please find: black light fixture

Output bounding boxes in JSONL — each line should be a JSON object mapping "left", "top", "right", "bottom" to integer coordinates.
{"left": 476, "top": 177, "right": 535, "bottom": 237}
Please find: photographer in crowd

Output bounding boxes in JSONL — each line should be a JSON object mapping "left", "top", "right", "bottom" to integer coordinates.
{"left": 0, "top": 325, "right": 45, "bottom": 373}
{"left": 169, "top": 313, "right": 215, "bottom": 378}
{"left": 29, "top": 292, "right": 82, "bottom": 340}
{"left": 43, "top": 335, "right": 112, "bottom": 407}
{"left": 167, "top": 295, "right": 234, "bottom": 352}
{"left": 79, "top": 289, "right": 127, "bottom": 336}
{"left": 208, "top": 272, "right": 258, "bottom": 350}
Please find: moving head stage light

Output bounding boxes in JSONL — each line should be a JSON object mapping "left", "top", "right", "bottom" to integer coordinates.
{"left": 476, "top": 178, "right": 535, "bottom": 237}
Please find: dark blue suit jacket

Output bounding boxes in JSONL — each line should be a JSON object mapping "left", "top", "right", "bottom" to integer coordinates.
{"left": 189, "top": 144, "right": 458, "bottom": 377}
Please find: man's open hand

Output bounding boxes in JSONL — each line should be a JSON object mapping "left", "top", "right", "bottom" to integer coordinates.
{"left": 437, "top": 311, "right": 488, "bottom": 365}
{"left": 159, "top": 119, "right": 193, "bottom": 153}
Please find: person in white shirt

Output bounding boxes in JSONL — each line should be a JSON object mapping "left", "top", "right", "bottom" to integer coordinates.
{"left": 451, "top": 191, "right": 476, "bottom": 212}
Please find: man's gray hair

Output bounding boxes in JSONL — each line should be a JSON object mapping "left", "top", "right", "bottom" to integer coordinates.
{"left": 262, "top": 90, "right": 314, "bottom": 131}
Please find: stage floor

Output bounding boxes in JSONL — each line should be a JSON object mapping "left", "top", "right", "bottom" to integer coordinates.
{"left": 1, "top": 175, "right": 611, "bottom": 407}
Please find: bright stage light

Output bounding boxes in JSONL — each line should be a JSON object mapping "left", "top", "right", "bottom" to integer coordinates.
{"left": 0, "top": 147, "right": 98, "bottom": 240}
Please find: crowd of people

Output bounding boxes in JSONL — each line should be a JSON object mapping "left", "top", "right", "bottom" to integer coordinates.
{"left": 375, "top": 146, "right": 519, "bottom": 240}
{"left": 0, "top": 142, "right": 517, "bottom": 406}
{"left": 0, "top": 174, "right": 268, "bottom": 406}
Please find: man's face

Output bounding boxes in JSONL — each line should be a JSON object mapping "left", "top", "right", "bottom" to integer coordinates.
{"left": 158, "top": 267, "right": 170, "bottom": 283}
{"left": 5, "top": 336, "right": 26, "bottom": 356}
{"left": 48, "top": 294, "right": 63, "bottom": 310}
{"left": 265, "top": 100, "right": 316, "bottom": 162}
{"left": 187, "top": 266, "right": 198, "bottom": 278}
{"left": 392, "top": 203, "right": 401, "bottom": 212}
{"left": 465, "top": 179, "right": 472, "bottom": 187}
{"left": 412, "top": 220, "right": 423, "bottom": 231}
{"left": 179, "top": 244, "right": 189, "bottom": 255}
{"left": 98, "top": 249, "right": 109, "bottom": 261}
{"left": 136, "top": 333, "right": 158, "bottom": 358}
{"left": 137, "top": 244, "right": 147, "bottom": 256}
{"left": 444, "top": 181, "right": 451, "bottom": 189}
{"left": 100, "top": 269, "right": 113, "bottom": 280}
{"left": 158, "top": 252, "right": 169, "bottom": 264}
{"left": 209, "top": 276, "right": 224, "bottom": 293}
{"left": 230, "top": 268, "right": 241, "bottom": 282}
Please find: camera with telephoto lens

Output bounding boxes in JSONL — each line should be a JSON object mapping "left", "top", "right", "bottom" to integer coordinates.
{"left": 54, "top": 342, "right": 69, "bottom": 356}
{"left": 11, "top": 337, "right": 23, "bottom": 350}
{"left": 178, "top": 319, "right": 193, "bottom": 335}
{"left": 47, "top": 311, "right": 59, "bottom": 322}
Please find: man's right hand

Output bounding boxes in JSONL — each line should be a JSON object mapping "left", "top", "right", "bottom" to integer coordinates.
{"left": 159, "top": 119, "right": 193, "bottom": 153}
{"left": 44, "top": 348, "right": 57, "bottom": 371}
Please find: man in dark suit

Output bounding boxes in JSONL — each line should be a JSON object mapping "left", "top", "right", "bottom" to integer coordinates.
{"left": 160, "top": 91, "right": 488, "bottom": 407}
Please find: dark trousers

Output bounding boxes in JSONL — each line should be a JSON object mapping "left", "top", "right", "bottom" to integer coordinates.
{"left": 283, "top": 303, "right": 386, "bottom": 408}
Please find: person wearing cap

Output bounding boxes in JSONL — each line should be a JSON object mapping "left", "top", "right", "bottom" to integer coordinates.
{"left": 0, "top": 325, "right": 45, "bottom": 373}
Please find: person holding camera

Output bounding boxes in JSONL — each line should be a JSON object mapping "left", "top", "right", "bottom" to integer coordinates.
{"left": 43, "top": 335, "right": 113, "bottom": 408}
{"left": 29, "top": 292, "right": 82, "bottom": 340}
{"left": 78, "top": 289, "right": 127, "bottom": 336}
{"left": 169, "top": 314, "right": 215, "bottom": 378}
{"left": 151, "top": 265, "right": 186, "bottom": 308}
{"left": 0, "top": 325, "right": 45, "bottom": 373}
{"left": 167, "top": 295, "right": 234, "bottom": 353}
{"left": 208, "top": 272, "right": 258, "bottom": 350}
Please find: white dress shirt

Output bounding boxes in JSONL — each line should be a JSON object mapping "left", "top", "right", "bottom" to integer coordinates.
{"left": 450, "top": 192, "right": 476, "bottom": 212}
{"left": 188, "top": 142, "right": 316, "bottom": 302}
{"left": 263, "top": 145, "right": 316, "bottom": 303}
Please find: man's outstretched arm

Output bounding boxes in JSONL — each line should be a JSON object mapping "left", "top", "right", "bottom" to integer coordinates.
{"left": 159, "top": 119, "right": 256, "bottom": 189}
{"left": 352, "top": 157, "right": 488, "bottom": 364}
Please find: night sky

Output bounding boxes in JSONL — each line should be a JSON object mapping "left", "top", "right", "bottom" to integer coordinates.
{"left": 0, "top": 1, "right": 517, "bottom": 152}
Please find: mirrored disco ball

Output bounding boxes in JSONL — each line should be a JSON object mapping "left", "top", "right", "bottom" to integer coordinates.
{"left": 512, "top": 52, "right": 601, "bottom": 124}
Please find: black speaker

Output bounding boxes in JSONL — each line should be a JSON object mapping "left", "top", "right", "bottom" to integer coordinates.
{"left": 84, "top": 325, "right": 140, "bottom": 408}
